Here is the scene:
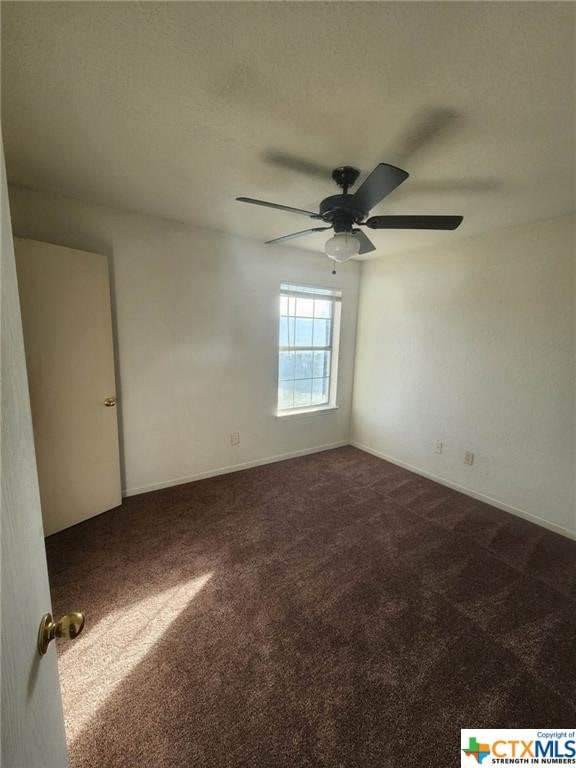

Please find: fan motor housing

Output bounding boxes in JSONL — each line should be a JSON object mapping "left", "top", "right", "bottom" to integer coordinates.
{"left": 319, "top": 194, "right": 366, "bottom": 228}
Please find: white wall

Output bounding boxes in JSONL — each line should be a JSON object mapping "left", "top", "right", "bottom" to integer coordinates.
{"left": 352, "top": 214, "right": 576, "bottom": 536}
{"left": 8, "top": 185, "right": 359, "bottom": 496}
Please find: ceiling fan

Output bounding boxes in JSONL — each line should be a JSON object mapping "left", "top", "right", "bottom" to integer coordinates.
{"left": 236, "top": 163, "right": 463, "bottom": 263}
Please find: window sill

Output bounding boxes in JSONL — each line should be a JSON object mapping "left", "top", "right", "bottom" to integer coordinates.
{"left": 276, "top": 405, "right": 339, "bottom": 420}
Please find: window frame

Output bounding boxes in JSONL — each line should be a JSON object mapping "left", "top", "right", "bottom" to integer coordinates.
{"left": 275, "top": 283, "right": 342, "bottom": 417}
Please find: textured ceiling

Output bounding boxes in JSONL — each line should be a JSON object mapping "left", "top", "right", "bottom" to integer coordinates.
{"left": 2, "top": 2, "right": 575, "bottom": 259}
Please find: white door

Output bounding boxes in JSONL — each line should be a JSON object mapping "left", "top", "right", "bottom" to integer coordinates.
{"left": 1, "top": 149, "right": 69, "bottom": 766}
{"left": 14, "top": 237, "right": 121, "bottom": 535}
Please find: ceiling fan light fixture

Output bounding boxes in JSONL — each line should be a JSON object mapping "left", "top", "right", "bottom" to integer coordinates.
{"left": 324, "top": 232, "right": 360, "bottom": 262}
{"left": 237, "top": 161, "right": 463, "bottom": 255}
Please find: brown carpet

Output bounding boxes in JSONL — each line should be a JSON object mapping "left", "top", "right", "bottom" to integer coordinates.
{"left": 46, "top": 446, "right": 576, "bottom": 768}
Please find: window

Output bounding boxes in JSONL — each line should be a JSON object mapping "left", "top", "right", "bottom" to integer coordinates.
{"left": 277, "top": 283, "right": 342, "bottom": 414}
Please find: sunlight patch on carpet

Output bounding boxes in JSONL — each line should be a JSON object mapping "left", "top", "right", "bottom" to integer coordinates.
{"left": 57, "top": 572, "right": 213, "bottom": 745}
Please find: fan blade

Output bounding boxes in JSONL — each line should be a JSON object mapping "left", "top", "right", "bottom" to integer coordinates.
{"left": 390, "top": 107, "right": 462, "bottom": 164}
{"left": 352, "top": 229, "right": 376, "bottom": 255}
{"left": 263, "top": 151, "right": 332, "bottom": 181}
{"left": 265, "top": 227, "right": 331, "bottom": 245}
{"left": 236, "top": 197, "right": 320, "bottom": 218}
{"left": 351, "top": 163, "right": 409, "bottom": 213}
{"left": 366, "top": 215, "right": 463, "bottom": 230}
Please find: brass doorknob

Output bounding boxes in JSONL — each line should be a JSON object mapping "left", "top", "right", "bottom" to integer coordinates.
{"left": 104, "top": 397, "right": 117, "bottom": 407}
{"left": 38, "top": 611, "right": 85, "bottom": 656}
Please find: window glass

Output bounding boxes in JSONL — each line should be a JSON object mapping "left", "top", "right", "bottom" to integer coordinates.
{"left": 278, "top": 385, "right": 294, "bottom": 410}
{"left": 314, "top": 299, "right": 332, "bottom": 319}
{"left": 295, "top": 297, "right": 314, "bottom": 317}
{"left": 279, "top": 316, "right": 289, "bottom": 347}
{"left": 278, "top": 284, "right": 341, "bottom": 413}
{"left": 312, "top": 318, "right": 330, "bottom": 347}
{"left": 311, "top": 378, "right": 329, "bottom": 405}
{"left": 293, "top": 379, "right": 312, "bottom": 407}
{"left": 293, "top": 351, "right": 314, "bottom": 379}
{"left": 312, "top": 350, "right": 330, "bottom": 378}
{"left": 278, "top": 351, "right": 294, "bottom": 381}
{"left": 294, "top": 318, "right": 313, "bottom": 346}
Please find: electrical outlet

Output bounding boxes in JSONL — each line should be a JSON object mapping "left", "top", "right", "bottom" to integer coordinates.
{"left": 434, "top": 441, "right": 443, "bottom": 454}
{"left": 230, "top": 432, "right": 240, "bottom": 446}
{"left": 464, "top": 451, "right": 474, "bottom": 465}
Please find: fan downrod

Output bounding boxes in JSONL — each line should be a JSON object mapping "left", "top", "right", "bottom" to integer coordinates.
{"left": 331, "top": 166, "right": 360, "bottom": 194}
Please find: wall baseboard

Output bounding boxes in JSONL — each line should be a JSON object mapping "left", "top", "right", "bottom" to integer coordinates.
{"left": 123, "top": 441, "right": 349, "bottom": 497}
{"left": 124, "top": 438, "right": 576, "bottom": 543}
{"left": 350, "top": 441, "right": 576, "bottom": 542}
